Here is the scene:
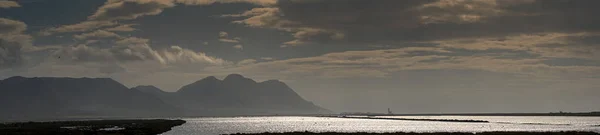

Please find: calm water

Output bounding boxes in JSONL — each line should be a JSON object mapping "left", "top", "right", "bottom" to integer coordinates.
{"left": 162, "top": 116, "right": 600, "bottom": 135}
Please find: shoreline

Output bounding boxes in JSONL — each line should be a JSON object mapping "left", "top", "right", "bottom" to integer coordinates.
{"left": 0, "top": 119, "right": 185, "bottom": 135}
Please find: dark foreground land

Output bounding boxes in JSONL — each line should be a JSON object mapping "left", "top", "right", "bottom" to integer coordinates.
{"left": 0, "top": 119, "right": 185, "bottom": 135}
{"left": 229, "top": 131, "right": 600, "bottom": 135}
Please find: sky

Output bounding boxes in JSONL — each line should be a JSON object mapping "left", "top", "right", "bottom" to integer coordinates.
{"left": 1, "top": 0, "right": 599, "bottom": 113}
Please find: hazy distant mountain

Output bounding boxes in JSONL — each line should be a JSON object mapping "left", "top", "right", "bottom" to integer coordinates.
{"left": 141, "top": 74, "right": 330, "bottom": 116}
{"left": 132, "top": 85, "right": 171, "bottom": 98}
{"left": 0, "top": 76, "right": 179, "bottom": 121}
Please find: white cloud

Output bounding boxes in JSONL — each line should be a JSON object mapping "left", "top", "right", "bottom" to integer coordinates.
{"left": 219, "top": 39, "right": 239, "bottom": 43}
{"left": 222, "top": 44, "right": 600, "bottom": 81}
{"left": 105, "top": 24, "right": 137, "bottom": 32}
{"left": 0, "top": 18, "right": 27, "bottom": 34}
{"left": 159, "top": 46, "right": 228, "bottom": 65}
{"left": 218, "top": 31, "right": 241, "bottom": 43}
{"left": 219, "top": 31, "right": 228, "bottom": 38}
{"left": 0, "top": 1, "right": 20, "bottom": 8}
{"left": 73, "top": 30, "right": 121, "bottom": 40}
{"left": 174, "top": 0, "right": 276, "bottom": 6}
{"left": 417, "top": 0, "right": 507, "bottom": 24}
{"left": 227, "top": 7, "right": 344, "bottom": 46}
{"left": 436, "top": 32, "right": 600, "bottom": 59}
{"left": 88, "top": 0, "right": 276, "bottom": 22}
{"left": 39, "top": 0, "right": 276, "bottom": 36}
{"left": 89, "top": 0, "right": 176, "bottom": 21}
{"left": 115, "top": 37, "right": 150, "bottom": 45}
{"left": 233, "top": 44, "right": 243, "bottom": 50}
{"left": 39, "top": 0, "right": 172, "bottom": 36}
{"left": 39, "top": 21, "right": 117, "bottom": 36}
{"left": 0, "top": 18, "right": 32, "bottom": 69}
{"left": 53, "top": 43, "right": 228, "bottom": 66}
{"left": 260, "top": 57, "right": 274, "bottom": 60}
{"left": 237, "top": 59, "right": 257, "bottom": 65}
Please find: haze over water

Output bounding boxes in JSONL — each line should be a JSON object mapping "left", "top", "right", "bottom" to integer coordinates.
{"left": 163, "top": 116, "right": 600, "bottom": 135}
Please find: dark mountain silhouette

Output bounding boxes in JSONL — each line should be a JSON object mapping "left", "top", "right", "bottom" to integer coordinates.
{"left": 0, "top": 74, "right": 330, "bottom": 121}
{"left": 0, "top": 76, "right": 179, "bottom": 121}
{"left": 140, "top": 74, "right": 330, "bottom": 116}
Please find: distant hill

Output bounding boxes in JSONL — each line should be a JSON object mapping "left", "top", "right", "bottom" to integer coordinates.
{"left": 0, "top": 74, "right": 330, "bottom": 121}
{"left": 137, "top": 74, "right": 330, "bottom": 116}
{"left": 0, "top": 76, "right": 180, "bottom": 121}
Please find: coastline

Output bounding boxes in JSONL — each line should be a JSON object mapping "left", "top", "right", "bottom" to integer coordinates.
{"left": 0, "top": 119, "right": 185, "bottom": 135}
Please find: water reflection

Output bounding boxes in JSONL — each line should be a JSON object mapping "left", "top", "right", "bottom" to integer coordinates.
{"left": 163, "top": 116, "right": 600, "bottom": 135}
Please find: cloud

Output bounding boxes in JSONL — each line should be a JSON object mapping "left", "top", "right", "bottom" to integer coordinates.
{"left": 282, "top": 28, "right": 344, "bottom": 47}
{"left": 159, "top": 46, "right": 228, "bottom": 65}
{"left": 219, "top": 31, "right": 228, "bottom": 38}
{"left": 233, "top": 44, "right": 243, "bottom": 50}
{"left": 0, "top": 18, "right": 31, "bottom": 69}
{"left": 237, "top": 59, "right": 256, "bottom": 65}
{"left": 218, "top": 31, "right": 241, "bottom": 43}
{"left": 224, "top": 42, "right": 600, "bottom": 81}
{"left": 228, "top": 0, "right": 600, "bottom": 46}
{"left": 115, "top": 37, "right": 150, "bottom": 45}
{"left": 88, "top": 0, "right": 278, "bottom": 21}
{"left": 52, "top": 43, "right": 228, "bottom": 66}
{"left": 0, "top": 1, "right": 20, "bottom": 8}
{"left": 260, "top": 57, "right": 274, "bottom": 60}
{"left": 174, "top": 0, "right": 276, "bottom": 6}
{"left": 89, "top": 0, "right": 176, "bottom": 21}
{"left": 226, "top": 1, "right": 432, "bottom": 45}
{"left": 39, "top": 0, "right": 172, "bottom": 36}
{"left": 105, "top": 24, "right": 137, "bottom": 32}
{"left": 416, "top": 0, "right": 536, "bottom": 24}
{"left": 0, "top": 36, "right": 25, "bottom": 69}
{"left": 226, "top": 47, "right": 451, "bottom": 78}
{"left": 436, "top": 32, "right": 600, "bottom": 60}
{"left": 0, "top": 18, "right": 27, "bottom": 34}
{"left": 219, "top": 38, "right": 239, "bottom": 43}
{"left": 226, "top": 7, "right": 343, "bottom": 46}
{"left": 73, "top": 30, "right": 121, "bottom": 40}
{"left": 39, "top": 21, "right": 117, "bottom": 36}
{"left": 39, "top": 0, "right": 277, "bottom": 36}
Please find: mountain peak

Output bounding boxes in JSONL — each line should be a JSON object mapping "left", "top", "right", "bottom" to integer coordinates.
{"left": 192, "top": 76, "right": 220, "bottom": 84}
{"left": 203, "top": 76, "right": 219, "bottom": 80}
{"left": 262, "top": 79, "right": 283, "bottom": 83}
{"left": 224, "top": 74, "right": 244, "bottom": 80}
{"left": 134, "top": 85, "right": 169, "bottom": 94}
{"left": 134, "top": 85, "right": 161, "bottom": 90}
{"left": 223, "top": 74, "right": 256, "bottom": 83}
{"left": 5, "top": 76, "right": 26, "bottom": 80}
{"left": 2, "top": 76, "right": 27, "bottom": 82}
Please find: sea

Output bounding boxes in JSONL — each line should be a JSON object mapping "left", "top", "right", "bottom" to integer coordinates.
{"left": 161, "top": 116, "right": 600, "bottom": 135}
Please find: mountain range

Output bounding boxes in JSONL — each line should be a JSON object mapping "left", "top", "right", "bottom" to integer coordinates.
{"left": 0, "top": 74, "right": 329, "bottom": 121}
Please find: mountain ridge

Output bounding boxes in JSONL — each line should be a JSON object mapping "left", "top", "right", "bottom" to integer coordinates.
{"left": 0, "top": 74, "right": 330, "bottom": 121}
{"left": 167, "top": 74, "right": 330, "bottom": 116}
{"left": 0, "top": 76, "right": 180, "bottom": 121}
